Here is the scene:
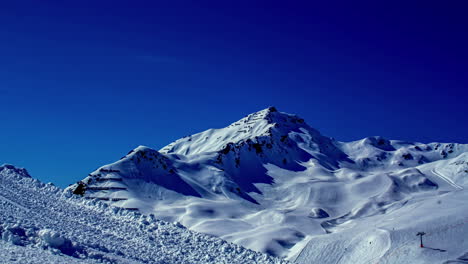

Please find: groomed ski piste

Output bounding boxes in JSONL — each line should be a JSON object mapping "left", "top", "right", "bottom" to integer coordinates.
{"left": 294, "top": 185, "right": 468, "bottom": 264}
{"left": 0, "top": 165, "right": 286, "bottom": 264}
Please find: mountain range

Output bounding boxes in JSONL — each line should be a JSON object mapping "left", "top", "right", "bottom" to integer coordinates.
{"left": 63, "top": 107, "right": 468, "bottom": 263}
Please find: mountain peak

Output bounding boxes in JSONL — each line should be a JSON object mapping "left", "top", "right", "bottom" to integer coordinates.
{"left": 231, "top": 106, "right": 303, "bottom": 126}
{"left": 160, "top": 107, "right": 311, "bottom": 155}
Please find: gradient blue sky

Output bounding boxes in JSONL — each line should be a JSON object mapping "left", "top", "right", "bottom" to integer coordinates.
{"left": 1, "top": 1, "right": 467, "bottom": 187}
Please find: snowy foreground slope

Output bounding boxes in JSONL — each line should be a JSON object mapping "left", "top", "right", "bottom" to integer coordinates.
{"left": 68, "top": 107, "right": 468, "bottom": 263}
{"left": 0, "top": 165, "right": 285, "bottom": 264}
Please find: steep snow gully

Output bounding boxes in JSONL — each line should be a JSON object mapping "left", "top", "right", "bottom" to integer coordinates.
{"left": 3, "top": 107, "right": 468, "bottom": 264}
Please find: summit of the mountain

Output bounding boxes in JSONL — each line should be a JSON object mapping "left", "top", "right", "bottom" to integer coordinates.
{"left": 159, "top": 107, "right": 320, "bottom": 156}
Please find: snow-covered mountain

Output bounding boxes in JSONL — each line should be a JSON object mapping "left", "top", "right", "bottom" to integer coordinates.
{"left": 67, "top": 107, "right": 468, "bottom": 263}
{"left": 0, "top": 164, "right": 284, "bottom": 264}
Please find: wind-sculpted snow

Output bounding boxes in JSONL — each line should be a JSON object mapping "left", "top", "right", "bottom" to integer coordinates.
{"left": 0, "top": 165, "right": 286, "bottom": 264}
{"left": 67, "top": 107, "right": 468, "bottom": 262}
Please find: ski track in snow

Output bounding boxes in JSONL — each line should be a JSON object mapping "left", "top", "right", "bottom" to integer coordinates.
{"left": 431, "top": 168, "right": 463, "bottom": 190}
{"left": 373, "top": 215, "right": 468, "bottom": 264}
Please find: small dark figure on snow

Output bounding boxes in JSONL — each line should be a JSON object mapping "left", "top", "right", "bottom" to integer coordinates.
{"left": 416, "top": 232, "right": 426, "bottom": 248}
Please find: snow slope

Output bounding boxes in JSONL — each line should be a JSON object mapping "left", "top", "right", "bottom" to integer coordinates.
{"left": 0, "top": 164, "right": 285, "bottom": 264}
{"left": 295, "top": 188, "right": 468, "bottom": 264}
{"left": 68, "top": 107, "right": 468, "bottom": 263}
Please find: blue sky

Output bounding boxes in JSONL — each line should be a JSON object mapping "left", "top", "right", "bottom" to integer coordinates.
{"left": 1, "top": 1, "right": 467, "bottom": 187}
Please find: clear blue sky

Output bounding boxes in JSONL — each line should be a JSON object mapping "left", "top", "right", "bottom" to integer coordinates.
{"left": 1, "top": 1, "right": 467, "bottom": 187}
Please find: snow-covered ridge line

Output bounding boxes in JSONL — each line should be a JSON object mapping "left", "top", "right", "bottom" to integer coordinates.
{"left": 159, "top": 107, "right": 312, "bottom": 156}
{"left": 1, "top": 163, "right": 31, "bottom": 178}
